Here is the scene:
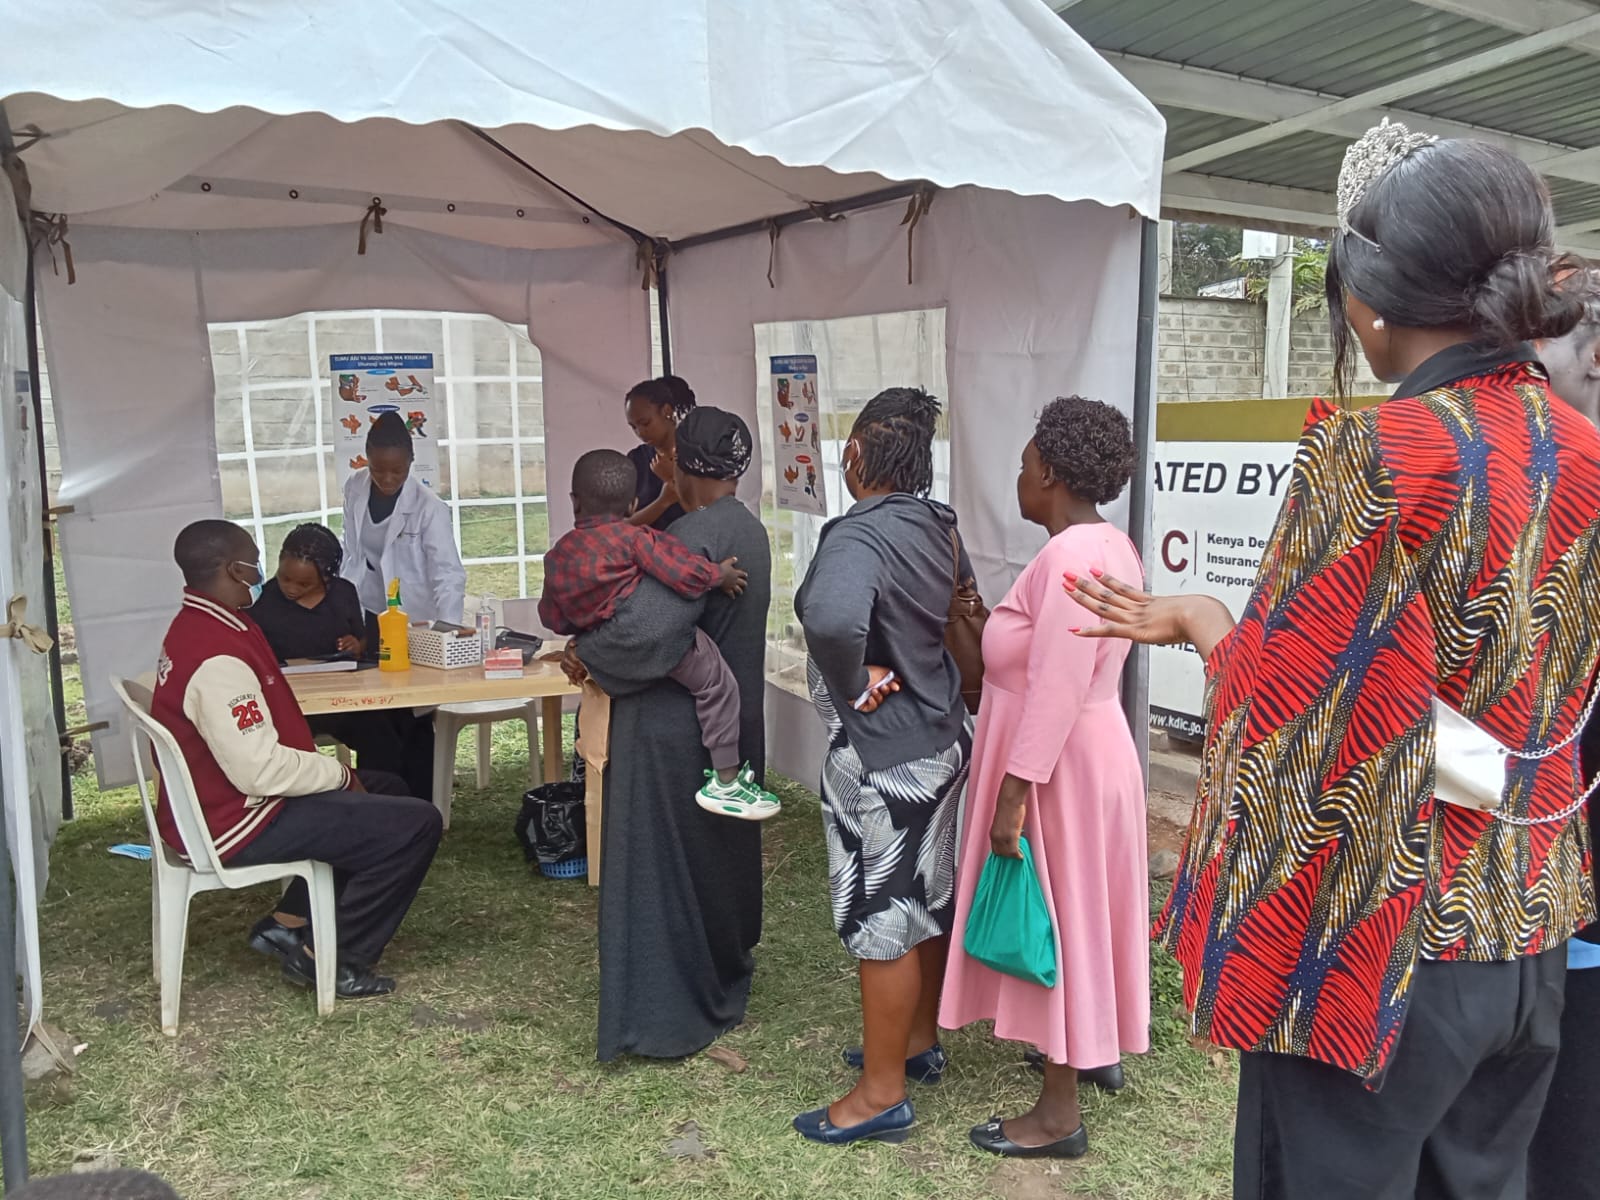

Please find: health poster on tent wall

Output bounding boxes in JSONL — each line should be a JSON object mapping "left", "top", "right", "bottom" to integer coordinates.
{"left": 770, "top": 355, "right": 827, "bottom": 517}
{"left": 330, "top": 353, "right": 439, "bottom": 493}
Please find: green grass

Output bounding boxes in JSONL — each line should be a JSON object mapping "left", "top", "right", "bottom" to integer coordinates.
{"left": 35, "top": 608, "right": 1233, "bottom": 1198}
{"left": 38, "top": 564, "right": 1234, "bottom": 1198}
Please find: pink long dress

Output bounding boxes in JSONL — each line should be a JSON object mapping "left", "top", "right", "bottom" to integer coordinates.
{"left": 939, "top": 523, "right": 1150, "bottom": 1068}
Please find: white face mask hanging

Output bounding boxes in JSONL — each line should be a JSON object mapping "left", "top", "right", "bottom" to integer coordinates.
{"left": 1433, "top": 688, "right": 1600, "bottom": 827}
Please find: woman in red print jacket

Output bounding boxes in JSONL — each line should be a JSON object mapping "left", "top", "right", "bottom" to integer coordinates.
{"left": 1071, "top": 123, "right": 1600, "bottom": 1200}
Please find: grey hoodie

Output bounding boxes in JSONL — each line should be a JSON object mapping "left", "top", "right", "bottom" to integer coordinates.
{"left": 795, "top": 493, "right": 968, "bottom": 772}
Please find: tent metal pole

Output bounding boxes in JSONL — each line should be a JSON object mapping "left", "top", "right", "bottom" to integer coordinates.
{"left": 22, "top": 255, "right": 72, "bottom": 821}
{"left": 0, "top": 104, "right": 72, "bottom": 821}
{"left": 656, "top": 255, "right": 673, "bottom": 376}
{"left": 459, "top": 124, "right": 651, "bottom": 246}
{"left": 0, "top": 742, "right": 30, "bottom": 1191}
{"left": 1121, "top": 217, "right": 1160, "bottom": 783}
{"left": 669, "top": 183, "right": 925, "bottom": 252}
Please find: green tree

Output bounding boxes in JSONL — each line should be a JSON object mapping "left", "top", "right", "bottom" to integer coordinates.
{"left": 1169, "top": 223, "right": 1244, "bottom": 297}
{"left": 1235, "top": 240, "right": 1328, "bottom": 315}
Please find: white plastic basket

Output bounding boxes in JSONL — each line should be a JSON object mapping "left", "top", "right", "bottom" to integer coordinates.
{"left": 406, "top": 623, "right": 485, "bottom": 670}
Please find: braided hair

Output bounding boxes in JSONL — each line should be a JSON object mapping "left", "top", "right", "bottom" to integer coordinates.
{"left": 661, "top": 375, "right": 697, "bottom": 415}
{"left": 626, "top": 377, "right": 696, "bottom": 419}
{"left": 280, "top": 523, "right": 344, "bottom": 583}
{"left": 850, "top": 386, "right": 940, "bottom": 497}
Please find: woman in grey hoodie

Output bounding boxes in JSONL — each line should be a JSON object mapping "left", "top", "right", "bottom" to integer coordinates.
{"left": 792, "top": 387, "right": 973, "bottom": 1146}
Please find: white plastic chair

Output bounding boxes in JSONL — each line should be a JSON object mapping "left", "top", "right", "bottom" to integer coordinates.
{"left": 432, "top": 700, "right": 543, "bottom": 829}
{"left": 111, "top": 675, "right": 339, "bottom": 1032}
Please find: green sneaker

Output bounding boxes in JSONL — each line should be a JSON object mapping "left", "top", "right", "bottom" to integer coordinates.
{"left": 697, "top": 766, "right": 782, "bottom": 821}
{"left": 738, "top": 763, "right": 781, "bottom": 806}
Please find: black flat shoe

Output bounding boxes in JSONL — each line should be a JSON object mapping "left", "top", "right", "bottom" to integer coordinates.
{"left": 248, "top": 916, "right": 305, "bottom": 963}
{"left": 969, "top": 1117, "right": 1088, "bottom": 1159}
{"left": 281, "top": 946, "right": 396, "bottom": 998}
{"left": 1023, "top": 1049, "right": 1125, "bottom": 1092}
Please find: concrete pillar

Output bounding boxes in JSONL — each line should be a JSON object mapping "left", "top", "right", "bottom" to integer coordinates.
{"left": 1157, "top": 219, "right": 1174, "bottom": 296}
{"left": 1263, "top": 234, "right": 1293, "bottom": 399}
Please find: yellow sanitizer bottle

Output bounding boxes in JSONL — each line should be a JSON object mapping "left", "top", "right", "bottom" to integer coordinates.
{"left": 378, "top": 579, "right": 410, "bottom": 672}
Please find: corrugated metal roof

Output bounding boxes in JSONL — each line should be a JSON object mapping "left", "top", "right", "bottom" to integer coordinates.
{"left": 1066, "top": 0, "right": 1517, "bottom": 95}
{"left": 1547, "top": 178, "right": 1600, "bottom": 225}
{"left": 1158, "top": 105, "right": 1262, "bottom": 157}
{"left": 1403, "top": 50, "right": 1600, "bottom": 147}
{"left": 1199, "top": 131, "right": 1353, "bottom": 192}
{"left": 1063, "top": 0, "right": 1600, "bottom": 251}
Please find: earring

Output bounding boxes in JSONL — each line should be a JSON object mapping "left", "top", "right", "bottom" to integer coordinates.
{"left": 1373, "top": 317, "right": 1386, "bottom": 331}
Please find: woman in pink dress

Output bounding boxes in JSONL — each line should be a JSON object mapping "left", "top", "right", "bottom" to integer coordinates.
{"left": 940, "top": 395, "right": 1149, "bottom": 1159}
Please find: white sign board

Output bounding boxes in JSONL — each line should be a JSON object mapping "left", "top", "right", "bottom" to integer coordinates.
{"left": 770, "top": 354, "right": 827, "bottom": 516}
{"left": 1149, "top": 441, "right": 1296, "bottom": 738}
{"left": 330, "top": 353, "right": 440, "bottom": 492}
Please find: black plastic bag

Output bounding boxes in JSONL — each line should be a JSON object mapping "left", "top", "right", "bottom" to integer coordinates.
{"left": 514, "top": 782, "right": 587, "bottom": 865}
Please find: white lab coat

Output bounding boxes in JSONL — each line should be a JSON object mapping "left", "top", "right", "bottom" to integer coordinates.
{"left": 340, "top": 471, "right": 466, "bottom": 625}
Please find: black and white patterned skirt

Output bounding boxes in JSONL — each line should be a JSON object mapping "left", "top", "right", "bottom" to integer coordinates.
{"left": 807, "top": 658, "right": 972, "bottom": 961}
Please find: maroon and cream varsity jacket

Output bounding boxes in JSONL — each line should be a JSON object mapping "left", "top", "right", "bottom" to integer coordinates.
{"left": 151, "top": 590, "right": 352, "bottom": 861}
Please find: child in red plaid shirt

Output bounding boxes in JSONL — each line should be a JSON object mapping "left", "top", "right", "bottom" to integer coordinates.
{"left": 540, "top": 449, "right": 779, "bottom": 820}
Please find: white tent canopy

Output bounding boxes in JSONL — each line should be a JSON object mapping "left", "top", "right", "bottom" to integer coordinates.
{"left": 7, "top": 0, "right": 1162, "bottom": 237}
{"left": 0, "top": 0, "right": 1165, "bottom": 1037}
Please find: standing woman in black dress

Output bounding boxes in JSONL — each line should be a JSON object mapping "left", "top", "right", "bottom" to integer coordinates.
{"left": 250, "top": 523, "right": 435, "bottom": 803}
{"left": 624, "top": 376, "right": 695, "bottom": 530}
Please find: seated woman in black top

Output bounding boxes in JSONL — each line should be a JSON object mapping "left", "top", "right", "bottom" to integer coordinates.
{"left": 250, "top": 524, "right": 434, "bottom": 802}
{"left": 250, "top": 523, "right": 367, "bottom": 660}
{"left": 625, "top": 376, "right": 694, "bottom": 531}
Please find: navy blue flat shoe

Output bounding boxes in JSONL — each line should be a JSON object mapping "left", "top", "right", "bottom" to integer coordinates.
{"left": 970, "top": 1117, "right": 1088, "bottom": 1159}
{"left": 840, "top": 1042, "right": 947, "bottom": 1084}
{"left": 793, "top": 1099, "right": 915, "bottom": 1145}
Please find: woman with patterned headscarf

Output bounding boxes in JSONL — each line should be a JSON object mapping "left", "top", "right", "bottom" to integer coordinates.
{"left": 564, "top": 407, "right": 773, "bottom": 1063}
{"left": 1072, "top": 123, "right": 1600, "bottom": 1197}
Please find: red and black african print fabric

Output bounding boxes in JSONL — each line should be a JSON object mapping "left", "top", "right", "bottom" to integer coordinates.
{"left": 1155, "top": 348, "right": 1600, "bottom": 1082}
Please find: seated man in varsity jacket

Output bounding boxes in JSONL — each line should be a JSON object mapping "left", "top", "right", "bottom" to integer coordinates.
{"left": 151, "top": 519, "right": 443, "bottom": 998}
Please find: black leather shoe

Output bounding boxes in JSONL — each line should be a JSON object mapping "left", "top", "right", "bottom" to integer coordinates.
{"left": 1023, "top": 1048, "right": 1125, "bottom": 1092}
{"left": 248, "top": 916, "right": 305, "bottom": 963}
{"left": 281, "top": 946, "right": 397, "bottom": 998}
{"left": 969, "top": 1117, "right": 1088, "bottom": 1159}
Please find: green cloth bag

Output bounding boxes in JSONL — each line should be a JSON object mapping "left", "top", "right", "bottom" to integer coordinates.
{"left": 962, "top": 835, "right": 1057, "bottom": 988}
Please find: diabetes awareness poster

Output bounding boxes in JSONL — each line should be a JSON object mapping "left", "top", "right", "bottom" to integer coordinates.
{"left": 1148, "top": 441, "right": 1295, "bottom": 738}
{"left": 771, "top": 354, "right": 827, "bottom": 517}
{"left": 330, "top": 353, "right": 439, "bottom": 493}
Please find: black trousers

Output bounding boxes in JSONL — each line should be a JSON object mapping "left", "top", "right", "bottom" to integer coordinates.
{"left": 307, "top": 710, "right": 435, "bottom": 805}
{"left": 230, "top": 769, "right": 442, "bottom": 968}
{"left": 1233, "top": 951, "right": 1566, "bottom": 1200}
{"left": 1528, "top": 963, "right": 1600, "bottom": 1200}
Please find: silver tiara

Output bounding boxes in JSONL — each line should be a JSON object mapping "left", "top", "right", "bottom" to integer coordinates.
{"left": 1335, "top": 118, "right": 1438, "bottom": 238}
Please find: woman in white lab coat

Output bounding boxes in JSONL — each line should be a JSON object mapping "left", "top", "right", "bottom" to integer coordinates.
{"left": 341, "top": 411, "right": 466, "bottom": 628}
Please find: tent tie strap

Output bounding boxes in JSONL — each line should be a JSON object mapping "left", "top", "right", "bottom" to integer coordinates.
{"left": 29, "top": 211, "right": 74, "bottom": 285}
{"left": 766, "top": 220, "right": 781, "bottom": 288}
{"left": 357, "top": 198, "right": 387, "bottom": 254}
{"left": 900, "top": 188, "right": 935, "bottom": 285}
{"left": 1, "top": 595, "right": 53, "bottom": 654}
{"left": 636, "top": 240, "right": 667, "bottom": 291}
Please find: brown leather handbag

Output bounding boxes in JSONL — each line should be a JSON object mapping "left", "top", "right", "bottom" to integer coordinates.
{"left": 946, "top": 529, "right": 989, "bottom": 715}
